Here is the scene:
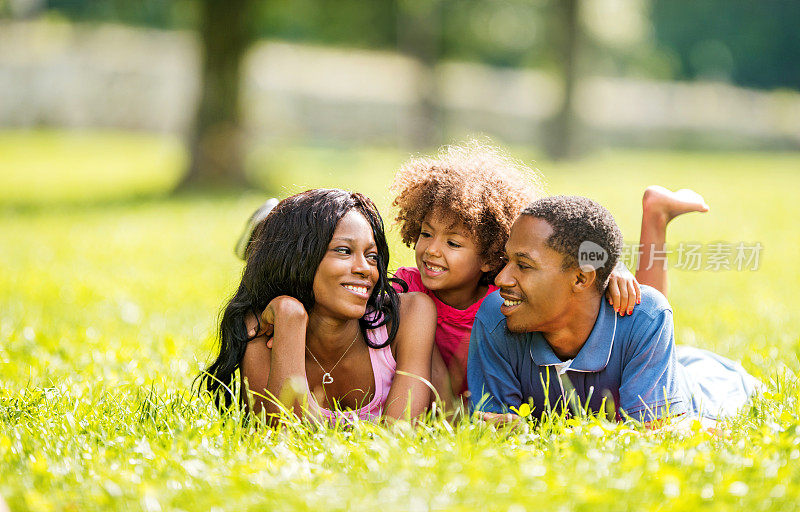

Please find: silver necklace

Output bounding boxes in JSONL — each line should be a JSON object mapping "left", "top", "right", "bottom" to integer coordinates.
{"left": 305, "top": 329, "right": 360, "bottom": 385}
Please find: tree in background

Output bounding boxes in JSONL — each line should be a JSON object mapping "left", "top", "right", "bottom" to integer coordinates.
{"left": 32, "top": 0, "right": 800, "bottom": 173}
{"left": 177, "top": 0, "right": 256, "bottom": 190}
{"left": 33, "top": 0, "right": 584, "bottom": 163}
{"left": 544, "top": 0, "right": 580, "bottom": 160}
{"left": 41, "top": 0, "right": 256, "bottom": 189}
{"left": 397, "top": 0, "right": 443, "bottom": 150}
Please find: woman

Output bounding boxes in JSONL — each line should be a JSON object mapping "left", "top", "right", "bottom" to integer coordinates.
{"left": 199, "top": 189, "right": 437, "bottom": 424}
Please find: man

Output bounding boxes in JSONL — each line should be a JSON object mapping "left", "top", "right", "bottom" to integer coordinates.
{"left": 468, "top": 195, "right": 757, "bottom": 424}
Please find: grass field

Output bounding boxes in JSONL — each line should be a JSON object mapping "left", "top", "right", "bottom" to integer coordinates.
{"left": 2, "top": 130, "right": 800, "bottom": 511}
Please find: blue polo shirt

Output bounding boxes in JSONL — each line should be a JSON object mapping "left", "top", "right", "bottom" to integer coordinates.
{"left": 467, "top": 286, "right": 692, "bottom": 422}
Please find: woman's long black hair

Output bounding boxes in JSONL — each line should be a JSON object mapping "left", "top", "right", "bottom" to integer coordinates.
{"left": 198, "top": 189, "right": 402, "bottom": 409}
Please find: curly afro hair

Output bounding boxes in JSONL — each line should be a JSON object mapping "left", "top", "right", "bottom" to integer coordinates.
{"left": 392, "top": 140, "right": 544, "bottom": 282}
{"left": 521, "top": 196, "right": 624, "bottom": 293}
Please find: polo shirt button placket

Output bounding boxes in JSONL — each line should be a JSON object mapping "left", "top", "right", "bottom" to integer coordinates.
{"left": 554, "top": 360, "right": 575, "bottom": 417}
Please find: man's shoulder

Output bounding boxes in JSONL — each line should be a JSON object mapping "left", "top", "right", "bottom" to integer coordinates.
{"left": 470, "top": 290, "right": 528, "bottom": 364}
{"left": 475, "top": 290, "right": 508, "bottom": 331}
{"left": 634, "top": 285, "right": 672, "bottom": 321}
{"left": 618, "top": 285, "right": 675, "bottom": 352}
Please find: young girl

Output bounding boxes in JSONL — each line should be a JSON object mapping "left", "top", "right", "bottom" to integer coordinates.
{"left": 200, "top": 189, "right": 437, "bottom": 424}
{"left": 390, "top": 143, "right": 542, "bottom": 401}
{"left": 390, "top": 142, "right": 709, "bottom": 406}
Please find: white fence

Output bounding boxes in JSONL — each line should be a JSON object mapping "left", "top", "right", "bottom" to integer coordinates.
{"left": 1, "top": 20, "right": 798, "bottom": 147}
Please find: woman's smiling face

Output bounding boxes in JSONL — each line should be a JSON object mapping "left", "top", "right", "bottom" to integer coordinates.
{"left": 312, "top": 209, "right": 380, "bottom": 320}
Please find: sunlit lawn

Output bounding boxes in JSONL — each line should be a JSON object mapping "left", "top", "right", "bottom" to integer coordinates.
{"left": 1, "top": 130, "right": 800, "bottom": 511}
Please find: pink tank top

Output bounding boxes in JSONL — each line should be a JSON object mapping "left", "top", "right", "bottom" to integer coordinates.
{"left": 306, "top": 321, "right": 396, "bottom": 423}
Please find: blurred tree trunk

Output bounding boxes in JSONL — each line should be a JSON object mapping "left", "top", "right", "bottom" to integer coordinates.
{"left": 546, "top": 0, "right": 581, "bottom": 160}
{"left": 397, "top": 0, "right": 443, "bottom": 150}
{"left": 177, "top": 0, "right": 254, "bottom": 191}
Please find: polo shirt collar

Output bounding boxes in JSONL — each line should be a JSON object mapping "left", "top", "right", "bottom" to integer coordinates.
{"left": 528, "top": 301, "right": 617, "bottom": 372}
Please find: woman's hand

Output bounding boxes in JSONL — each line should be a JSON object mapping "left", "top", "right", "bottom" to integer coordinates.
{"left": 605, "top": 263, "right": 641, "bottom": 316}
{"left": 241, "top": 295, "right": 309, "bottom": 422}
{"left": 246, "top": 296, "right": 307, "bottom": 348}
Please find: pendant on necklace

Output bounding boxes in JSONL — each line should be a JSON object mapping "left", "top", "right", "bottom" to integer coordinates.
{"left": 322, "top": 373, "right": 334, "bottom": 385}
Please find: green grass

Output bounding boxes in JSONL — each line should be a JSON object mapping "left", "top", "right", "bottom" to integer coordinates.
{"left": 2, "top": 130, "right": 800, "bottom": 511}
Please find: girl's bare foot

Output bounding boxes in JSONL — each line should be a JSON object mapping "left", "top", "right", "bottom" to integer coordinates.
{"left": 642, "top": 185, "right": 710, "bottom": 224}
{"left": 637, "top": 185, "right": 709, "bottom": 297}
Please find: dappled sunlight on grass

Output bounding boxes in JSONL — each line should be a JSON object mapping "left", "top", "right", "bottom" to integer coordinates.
{"left": 0, "top": 130, "right": 186, "bottom": 206}
{"left": 2, "top": 131, "right": 800, "bottom": 509}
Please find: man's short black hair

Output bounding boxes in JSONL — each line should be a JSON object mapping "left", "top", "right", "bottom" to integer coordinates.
{"left": 521, "top": 195, "right": 623, "bottom": 293}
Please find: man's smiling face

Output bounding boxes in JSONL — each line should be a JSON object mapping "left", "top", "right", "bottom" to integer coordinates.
{"left": 495, "top": 215, "right": 576, "bottom": 333}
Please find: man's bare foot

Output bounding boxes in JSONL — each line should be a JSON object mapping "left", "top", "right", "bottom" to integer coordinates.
{"left": 642, "top": 185, "right": 710, "bottom": 224}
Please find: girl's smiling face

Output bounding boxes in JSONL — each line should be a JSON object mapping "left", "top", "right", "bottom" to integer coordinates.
{"left": 312, "top": 210, "right": 380, "bottom": 320}
{"left": 414, "top": 210, "right": 491, "bottom": 309}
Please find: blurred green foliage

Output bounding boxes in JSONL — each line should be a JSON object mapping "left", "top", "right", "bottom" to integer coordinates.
{"left": 652, "top": 0, "right": 800, "bottom": 89}
{"left": 40, "top": 0, "right": 199, "bottom": 29}
{"left": 24, "top": 0, "right": 800, "bottom": 90}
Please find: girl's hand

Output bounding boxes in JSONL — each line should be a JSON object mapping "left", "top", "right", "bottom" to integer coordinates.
{"left": 605, "top": 265, "right": 641, "bottom": 316}
{"left": 246, "top": 296, "right": 307, "bottom": 348}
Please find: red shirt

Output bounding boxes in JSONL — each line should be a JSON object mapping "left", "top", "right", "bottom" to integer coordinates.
{"left": 393, "top": 266, "right": 498, "bottom": 395}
